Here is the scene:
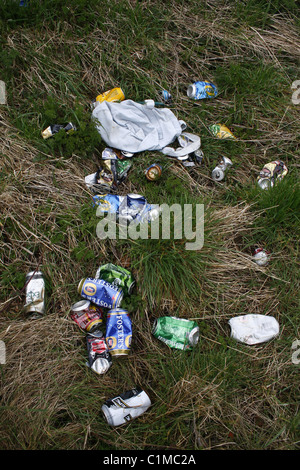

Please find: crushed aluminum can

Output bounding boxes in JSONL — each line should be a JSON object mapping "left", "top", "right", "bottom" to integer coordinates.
{"left": 105, "top": 308, "right": 132, "bottom": 356}
{"left": 212, "top": 156, "right": 233, "bottom": 182}
{"left": 253, "top": 248, "right": 270, "bottom": 267}
{"left": 144, "top": 163, "right": 162, "bottom": 181}
{"left": 70, "top": 300, "right": 104, "bottom": 333}
{"left": 86, "top": 330, "right": 112, "bottom": 375}
{"left": 193, "top": 149, "right": 204, "bottom": 164}
{"left": 95, "top": 87, "right": 125, "bottom": 104}
{"left": 182, "top": 156, "right": 196, "bottom": 168}
{"left": 187, "top": 81, "right": 218, "bottom": 100}
{"left": 257, "top": 160, "right": 288, "bottom": 190}
{"left": 95, "top": 263, "right": 135, "bottom": 296}
{"left": 120, "top": 150, "right": 134, "bottom": 158}
{"left": 41, "top": 122, "right": 76, "bottom": 140}
{"left": 96, "top": 159, "right": 118, "bottom": 191}
{"left": 78, "top": 278, "right": 123, "bottom": 309}
{"left": 102, "top": 387, "right": 151, "bottom": 427}
{"left": 152, "top": 316, "right": 199, "bottom": 350}
{"left": 159, "top": 89, "right": 172, "bottom": 104}
{"left": 24, "top": 271, "right": 45, "bottom": 318}
{"left": 209, "top": 123, "right": 236, "bottom": 140}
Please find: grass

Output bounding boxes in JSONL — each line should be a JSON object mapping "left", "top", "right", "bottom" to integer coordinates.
{"left": 0, "top": 0, "right": 299, "bottom": 451}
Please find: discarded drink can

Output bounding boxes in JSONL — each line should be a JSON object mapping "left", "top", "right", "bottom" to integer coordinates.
{"left": 187, "top": 81, "right": 218, "bottom": 100}
{"left": 102, "top": 387, "right": 151, "bottom": 427}
{"left": 193, "top": 149, "right": 204, "bottom": 164}
{"left": 78, "top": 278, "right": 123, "bottom": 309}
{"left": 86, "top": 331, "right": 112, "bottom": 375}
{"left": 152, "top": 316, "right": 199, "bottom": 350}
{"left": 144, "top": 163, "right": 162, "bottom": 181}
{"left": 95, "top": 263, "right": 135, "bottom": 296}
{"left": 41, "top": 122, "right": 76, "bottom": 139}
{"left": 105, "top": 308, "right": 132, "bottom": 356}
{"left": 159, "top": 89, "right": 172, "bottom": 104}
{"left": 24, "top": 271, "right": 45, "bottom": 318}
{"left": 70, "top": 300, "right": 103, "bottom": 332}
{"left": 212, "top": 156, "right": 233, "bottom": 182}
{"left": 209, "top": 123, "right": 236, "bottom": 140}
{"left": 257, "top": 160, "right": 288, "bottom": 190}
{"left": 96, "top": 87, "right": 125, "bottom": 104}
{"left": 120, "top": 150, "right": 134, "bottom": 158}
{"left": 253, "top": 248, "right": 270, "bottom": 267}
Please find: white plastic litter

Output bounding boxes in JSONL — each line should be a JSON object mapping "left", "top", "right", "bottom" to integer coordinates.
{"left": 228, "top": 314, "right": 279, "bottom": 345}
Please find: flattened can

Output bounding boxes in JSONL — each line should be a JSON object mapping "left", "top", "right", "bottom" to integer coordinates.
{"left": 102, "top": 387, "right": 151, "bottom": 426}
{"left": 253, "top": 248, "right": 270, "bottom": 266}
{"left": 24, "top": 271, "right": 45, "bottom": 318}
{"left": 78, "top": 278, "right": 123, "bottom": 309}
{"left": 105, "top": 308, "right": 132, "bottom": 356}
{"left": 95, "top": 263, "right": 135, "bottom": 296}
{"left": 144, "top": 164, "right": 162, "bottom": 181}
{"left": 209, "top": 123, "right": 236, "bottom": 140}
{"left": 86, "top": 331, "right": 112, "bottom": 375}
{"left": 187, "top": 81, "right": 218, "bottom": 100}
{"left": 70, "top": 300, "right": 104, "bottom": 332}
{"left": 152, "top": 316, "right": 199, "bottom": 350}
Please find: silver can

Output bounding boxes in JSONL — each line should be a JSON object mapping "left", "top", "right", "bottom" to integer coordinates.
{"left": 24, "top": 271, "right": 45, "bottom": 318}
{"left": 212, "top": 156, "right": 232, "bottom": 181}
{"left": 102, "top": 387, "right": 151, "bottom": 427}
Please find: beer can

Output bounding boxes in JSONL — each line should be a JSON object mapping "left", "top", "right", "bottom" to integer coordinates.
{"left": 96, "top": 87, "right": 125, "bottom": 104}
{"left": 212, "top": 156, "right": 233, "bottom": 182}
{"left": 24, "top": 271, "right": 45, "bottom": 318}
{"left": 95, "top": 263, "right": 135, "bottom": 296}
{"left": 105, "top": 308, "right": 132, "bottom": 356}
{"left": 187, "top": 81, "right": 218, "bottom": 100}
{"left": 257, "top": 160, "right": 288, "bottom": 190}
{"left": 152, "top": 316, "right": 199, "bottom": 350}
{"left": 78, "top": 278, "right": 123, "bottom": 309}
{"left": 70, "top": 300, "right": 104, "bottom": 332}
{"left": 86, "top": 331, "right": 112, "bottom": 375}
{"left": 209, "top": 123, "right": 236, "bottom": 140}
{"left": 144, "top": 164, "right": 162, "bottom": 181}
{"left": 159, "top": 89, "right": 172, "bottom": 103}
{"left": 102, "top": 387, "right": 151, "bottom": 426}
{"left": 253, "top": 248, "right": 270, "bottom": 266}
{"left": 41, "top": 122, "right": 76, "bottom": 140}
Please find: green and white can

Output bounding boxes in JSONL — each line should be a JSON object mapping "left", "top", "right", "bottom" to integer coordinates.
{"left": 152, "top": 316, "right": 199, "bottom": 350}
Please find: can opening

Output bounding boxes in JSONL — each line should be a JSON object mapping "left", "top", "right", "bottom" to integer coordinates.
{"left": 187, "top": 84, "right": 196, "bottom": 98}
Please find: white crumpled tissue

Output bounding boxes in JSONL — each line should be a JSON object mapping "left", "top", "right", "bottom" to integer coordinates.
{"left": 228, "top": 314, "right": 279, "bottom": 345}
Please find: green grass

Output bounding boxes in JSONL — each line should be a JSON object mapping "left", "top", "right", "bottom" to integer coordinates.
{"left": 0, "top": 0, "right": 299, "bottom": 452}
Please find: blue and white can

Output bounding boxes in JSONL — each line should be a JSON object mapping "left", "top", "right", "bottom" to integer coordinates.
{"left": 78, "top": 277, "right": 123, "bottom": 309}
{"left": 105, "top": 308, "right": 132, "bottom": 356}
{"left": 187, "top": 81, "right": 218, "bottom": 100}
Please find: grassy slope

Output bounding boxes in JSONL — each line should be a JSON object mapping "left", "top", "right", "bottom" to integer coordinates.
{"left": 0, "top": 0, "right": 299, "bottom": 450}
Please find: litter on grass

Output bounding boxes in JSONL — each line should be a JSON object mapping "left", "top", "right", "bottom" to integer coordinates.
{"left": 212, "top": 156, "right": 233, "bottom": 182}
{"left": 101, "top": 387, "right": 151, "bottom": 427}
{"left": 228, "top": 314, "right": 279, "bottom": 345}
{"left": 187, "top": 81, "right": 218, "bottom": 100}
{"left": 257, "top": 160, "right": 288, "bottom": 190}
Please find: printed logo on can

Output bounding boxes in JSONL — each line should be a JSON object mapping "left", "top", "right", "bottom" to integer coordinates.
{"left": 125, "top": 335, "right": 132, "bottom": 348}
{"left": 106, "top": 336, "right": 117, "bottom": 349}
{"left": 83, "top": 282, "right": 97, "bottom": 296}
